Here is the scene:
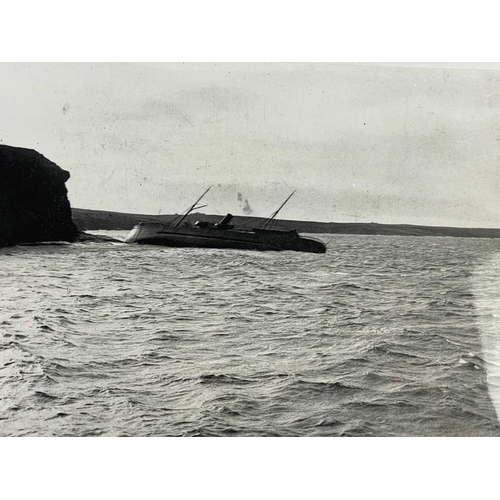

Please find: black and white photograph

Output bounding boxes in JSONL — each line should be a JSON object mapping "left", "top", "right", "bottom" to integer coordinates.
{"left": 1, "top": 4, "right": 499, "bottom": 495}
{"left": 3, "top": 61, "right": 500, "bottom": 439}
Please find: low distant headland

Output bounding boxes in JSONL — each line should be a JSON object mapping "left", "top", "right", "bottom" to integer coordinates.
{"left": 72, "top": 208, "right": 500, "bottom": 239}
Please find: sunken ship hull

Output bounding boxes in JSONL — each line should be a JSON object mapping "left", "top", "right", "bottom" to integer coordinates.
{"left": 124, "top": 220, "right": 326, "bottom": 254}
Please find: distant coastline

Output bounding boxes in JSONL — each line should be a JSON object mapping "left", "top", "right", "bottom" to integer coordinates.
{"left": 72, "top": 208, "right": 500, "bottom": 239}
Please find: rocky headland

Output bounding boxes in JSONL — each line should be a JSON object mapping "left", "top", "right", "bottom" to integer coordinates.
{"left": 0, "top": 145, "right": 80, "bottom": 247}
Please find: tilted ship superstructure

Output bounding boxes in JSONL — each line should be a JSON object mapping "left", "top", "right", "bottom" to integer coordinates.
{"left": 124, "top": 188, "right": 327, "bottom": 254}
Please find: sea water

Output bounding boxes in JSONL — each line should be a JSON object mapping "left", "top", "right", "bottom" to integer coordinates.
{"left": 1, "top": 232, "right": 500, "bottom": 436}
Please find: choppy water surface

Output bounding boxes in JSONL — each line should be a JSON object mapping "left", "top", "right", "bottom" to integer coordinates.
{"left": 1, "top": 232, "right": 500, "bottom": 436}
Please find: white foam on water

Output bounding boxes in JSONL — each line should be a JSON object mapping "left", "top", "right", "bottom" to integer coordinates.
{"left": 472, "top": 253, "right": 500, "bottom": 422}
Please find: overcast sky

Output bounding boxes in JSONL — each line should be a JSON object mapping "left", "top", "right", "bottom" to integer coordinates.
{"left": 1, "top": 62, "right": 500, "bottom": 227}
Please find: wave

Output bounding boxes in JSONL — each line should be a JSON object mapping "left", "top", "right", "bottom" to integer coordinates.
{"left": 2, "top": 233, "right": 500, "bottom": 436}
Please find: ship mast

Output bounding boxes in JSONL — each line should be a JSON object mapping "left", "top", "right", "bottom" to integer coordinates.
{"left": 261, "top": 190, "right": 296, "bottom": 229}
{"left": 173, "top": 186, "right": 212, "bottom": 227}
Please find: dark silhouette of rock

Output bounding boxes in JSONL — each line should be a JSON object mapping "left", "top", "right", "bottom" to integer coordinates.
{"left": 0, "top": 145, "right": 78, "bottom": 246}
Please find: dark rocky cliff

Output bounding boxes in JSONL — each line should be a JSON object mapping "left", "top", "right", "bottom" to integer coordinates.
{"left": 0, "top": 145, "right": 78, "bottom": 246}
